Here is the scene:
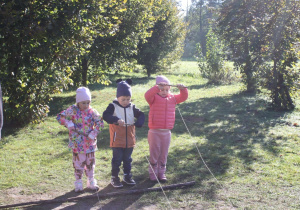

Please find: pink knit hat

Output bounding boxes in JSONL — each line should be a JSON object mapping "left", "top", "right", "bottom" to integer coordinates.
{"left": 76, "top": 87, "right": 91, "bottom": 103}
{"left": 156, "top": 75, "right": 170, "bottom": 85}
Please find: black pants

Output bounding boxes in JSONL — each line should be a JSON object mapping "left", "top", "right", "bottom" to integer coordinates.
{"left": 111, "top": 147, "right": 133, "bottom": 177}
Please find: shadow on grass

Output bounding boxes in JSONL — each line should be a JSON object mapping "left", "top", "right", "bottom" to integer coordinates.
{"left": 23, "top": 176, "right": 156, "bottom": 210}
{"left": 6, "top": 75, "right": 291, "bottom": 207}
{"left": 160, "top": 90, "right": 287, "bottom": 201}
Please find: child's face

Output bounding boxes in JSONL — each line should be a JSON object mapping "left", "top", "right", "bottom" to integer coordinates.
{"left": 78, "top": 100, "right": 91, "bottom": 111}
{"left": 117, "top": 96, "right": 131, "bottom": 107}
{"left": 158, "top": 85, "right": 170, "bottom": 98}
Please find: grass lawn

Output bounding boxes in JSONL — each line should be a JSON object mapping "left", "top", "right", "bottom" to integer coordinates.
{"left": 0, "top": 61, "right": 300, "bottom": 209}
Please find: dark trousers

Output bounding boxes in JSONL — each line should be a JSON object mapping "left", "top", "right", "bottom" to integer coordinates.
{"left": 111, "top": 147, "right": 133, "bottom": 177}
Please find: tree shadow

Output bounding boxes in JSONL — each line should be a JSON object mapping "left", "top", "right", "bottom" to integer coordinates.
{"left": 162, "top": 91, "right": 287, "bottom": 201}
{"left": 22, "top": 175, "right": 157, "bottom": 210}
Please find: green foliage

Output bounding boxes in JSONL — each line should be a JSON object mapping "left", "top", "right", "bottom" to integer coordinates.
{"left": 183, "top": 0, "right": 223, "bottom": 59}
{"left": 196, "top": 28, "right": 237, "bottom": 84}
{"left": 258, "top": 52, "right": 300, "bottom": 111}
{"left": 0, "top": 0, "right": 84, "bottom": 124}
{"left": 87, "top": 0, "right": 160, "bottom": 80}
{"left": 0, "top": 0, "right": 177, "bottom": 125}
{"left": 217, "top": 0, "right": 300, "bottom": 110}
{"left": 217, "top": 0, "right": 268, "bottom": 92}
{"left": 261, "top": 0, "right": 300, "bottom": 110}
{"left": 136, "top": 0, "right": 187, "bottom": 77}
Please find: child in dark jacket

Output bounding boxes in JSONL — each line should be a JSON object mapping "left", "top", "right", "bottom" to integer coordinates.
{"left": 144, "top": 75, "right": 188, "bottom": 182}
{"left": 103, "top": 79, "right": 145, "bottom": 188}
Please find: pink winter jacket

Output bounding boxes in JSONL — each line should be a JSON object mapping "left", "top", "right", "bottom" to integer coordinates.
{"left": 145, "top": 85, "right": 188, "bottom": 130}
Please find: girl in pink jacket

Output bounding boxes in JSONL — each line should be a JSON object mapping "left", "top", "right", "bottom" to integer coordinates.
{"left": 144, "top": 75, "right": 188, "bottom": 181}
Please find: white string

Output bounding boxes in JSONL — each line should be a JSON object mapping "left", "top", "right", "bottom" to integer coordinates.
{"left": 176, "top": 105, "right": 222, "bottom": 185}
{"left": 145, "top": 156, "right": 174, "bottom": 210}
{"left": 94, "top": 177, "right": 103, "bottom": 210}
{"left": 175, "top": 100, "right": 235, "bottom": 207}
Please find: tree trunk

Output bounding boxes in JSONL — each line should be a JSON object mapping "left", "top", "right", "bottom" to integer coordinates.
{"left": 82, "top": 58, "right": 88, "bottom": 86}
{"left": 244, "top": 35, "right": 255, "bottom": 93}
{"left": 272, "top": 60, "right": 294, "bottom": 110}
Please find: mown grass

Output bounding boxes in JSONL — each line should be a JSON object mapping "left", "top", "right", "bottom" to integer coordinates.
{"left": 0, "top": 61, "right": 300, "bottom": 209}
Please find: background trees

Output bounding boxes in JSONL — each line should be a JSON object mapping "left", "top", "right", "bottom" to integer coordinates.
{"left": 1, "top": 0, "right": 299, "bottom": 125}
{"left": 0, "top": 0, "right": 186, "bottom": 125}
{"left": 186, "top": 0, "right": 299, "bottom": 110}
{"left": 217, "top": 0, "right": 299, "bottom": 109}
{"left": 260, "top": 0, "right": 300, "bottom": 110}
{"left": 136, "top": 0, "right": 186, "bottom": 77}
{"left": 217, "top": 0, "right": 267, "bottom": 93}
{"left": 183, "top": 0, "right": 222, "bottom": 58}
{"left": 0, "top": 0, "right": 103, "bottom": 124}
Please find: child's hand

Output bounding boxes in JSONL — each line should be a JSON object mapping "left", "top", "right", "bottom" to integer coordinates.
{"left": 118, "top": 119, "right": 125, "bottom": 126}
{"left": 157, "top": 83, "right": 168, "bottom": 90}
{"left": 177, "top": 84, "right": 186, "bottom": 90}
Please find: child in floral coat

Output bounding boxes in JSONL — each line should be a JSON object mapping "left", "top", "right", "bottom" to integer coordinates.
{"left": 57, "top": 87, "right": 104, "bottom": 192}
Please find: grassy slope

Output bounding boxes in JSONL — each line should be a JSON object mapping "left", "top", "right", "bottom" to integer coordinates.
{"left": 0, "top": 61, "right": 300, "bottom": 209}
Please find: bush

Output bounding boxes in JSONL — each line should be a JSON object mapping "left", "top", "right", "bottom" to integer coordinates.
{"left": 196, "top": 28, "right": 238, "bottom": 84}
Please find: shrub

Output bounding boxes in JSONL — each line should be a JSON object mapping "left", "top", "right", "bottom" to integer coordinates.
{"left": 196, "top": 28, "right": 238, "bottom": 84}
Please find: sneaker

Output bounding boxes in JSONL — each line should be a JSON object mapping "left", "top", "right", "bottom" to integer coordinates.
{"left": 74, "top": 180, "right": 83, "bottom": 193}
{"left": 123, "top": 174, "right": 136, "bottom": 185}
{"left": 158, "top": 173, "right": 167, "bottom": 182}
{"left": 111, "top": 176, "right": 123, "bottom": 188}
{"left": 87, "top": 178, "right": 99, "bottom": 191}
{"left": 158, "top": 165, "right": 167, "bottom": 182}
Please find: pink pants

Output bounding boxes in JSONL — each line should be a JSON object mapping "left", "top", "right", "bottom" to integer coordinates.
{"left": 73, "top": 152, "right": 95, "bottom": 181}
{"left": 148, "top": 129, "right": 171, "bottom": 168}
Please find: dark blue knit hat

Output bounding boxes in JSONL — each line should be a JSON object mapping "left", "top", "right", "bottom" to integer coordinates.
{"left": 116, "top": 79, "right": 132, "bottom": 98}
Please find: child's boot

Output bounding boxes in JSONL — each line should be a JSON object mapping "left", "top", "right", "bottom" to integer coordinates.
{"left": 123, "top": 173, "right": 136, "bottom": 185}
{"left": 87, "top": 178, "right": 99, "bottom": 191}
{"left": 74, "top": 179, "right": 83, "bottom": 193}
{"left": 158, "top": 165, "right": 167, "bottom": 182}
{"left": 111, "top": 176, "right": 123, "bottom": 188}
{"left": 148, "top": 163, "right": 158, "bottom": 181}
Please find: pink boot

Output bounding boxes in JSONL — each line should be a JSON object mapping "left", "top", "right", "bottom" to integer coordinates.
{"left": 158, "top": 165, "right": 167, "bottom": 182}
{"left": 149, "top": 163, "right": 158, "bottom": 181}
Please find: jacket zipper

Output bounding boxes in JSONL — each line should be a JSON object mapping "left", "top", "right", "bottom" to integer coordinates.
{"left": 124, "top": 107, "right": 127, "bottom": 148}
{"left": 164, "top": 99, "right": 167, "bottom": 129}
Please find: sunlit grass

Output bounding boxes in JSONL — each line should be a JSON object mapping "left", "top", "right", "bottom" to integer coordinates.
{"left": 0, "top": 61, "right": 300, "bottom": 209}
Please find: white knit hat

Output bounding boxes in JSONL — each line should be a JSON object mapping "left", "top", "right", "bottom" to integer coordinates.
{"left": 76, "top": 87, "right": 91, "bottom": 103}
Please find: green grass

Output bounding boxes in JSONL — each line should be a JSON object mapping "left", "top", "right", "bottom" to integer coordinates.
{"left": 1, "top": 61, "right": 300, "bottom": 209}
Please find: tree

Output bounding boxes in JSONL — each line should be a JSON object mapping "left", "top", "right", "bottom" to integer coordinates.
{"left": 217, "top": 0, "right": 299, "bottom": 109}
{"left": 136, "top": 0, "right": 187, "bottom": 77}
{"left": 217, "top": 0, "right": 267, "bottom": 92}
{"left": 0, "top": 0, "right": 121, "bottom": 125}
{"left": 196, "top": 28, "right": 230, "bottom": 84}
{"left": 88, "top": 0, "right": 161, "bottom": 80}
{"left": 183, "top": 0, "right": 222, "bottom": 58}
{"left": 69, "top": 0, "right": 129, "bottom": 87}
{"left": 259, "top": 0, "right": 300, "bottom": 110}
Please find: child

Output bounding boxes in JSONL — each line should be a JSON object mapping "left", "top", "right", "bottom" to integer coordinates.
{"left": 144, "top": 75, "right": 188, "bottom": 182}
{"left": 103, "top": 79, "right": 145, "bottom": 188}
{"left": 57, "top": 87, "right": 104, "bottom": 192}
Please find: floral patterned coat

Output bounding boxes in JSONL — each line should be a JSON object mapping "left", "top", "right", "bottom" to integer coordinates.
{"left": 57, "top": 105, "right": 104, "bottom": 154}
